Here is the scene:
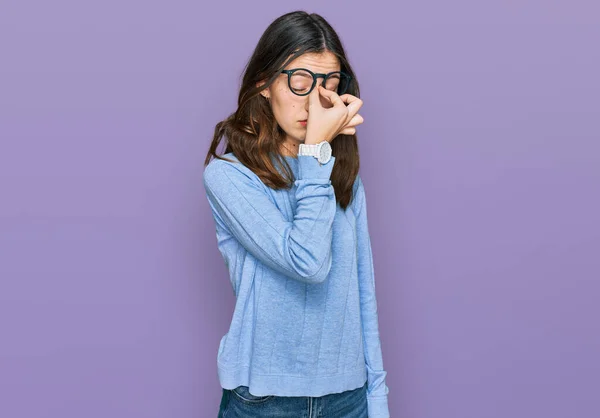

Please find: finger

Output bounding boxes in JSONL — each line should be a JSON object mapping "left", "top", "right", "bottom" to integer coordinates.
{"left": 344, "top": 101, "right": 362, "bottom": 123}
{"left": 344, "top": 113, "right": 364, "bottom": 127}
{"left": 339, "top": 115, "right": 362, "bottom": 133}
{"left": 336, "top": 113, "right": 363, "bottom": 137}
{"left": 338, "top": 94, "right": 363, "bottom": 113}
{"left": 339, "top": 126, "right": 356, "bottom": 135}
{"left": 337, "top": 94, "right": 363, "bottom": 120}
{"left": 308, "top": 82, "right": 323, "bottom": 108}
{"left": 338, "top": 94, "right": 361, "bottom": 105}
{"left": 317, "top": 85, "right": 345, "bottom": 108}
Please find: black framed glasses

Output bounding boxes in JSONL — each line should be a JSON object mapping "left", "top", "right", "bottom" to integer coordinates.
{"left": 280, "top": 68, "right": 352, "bottom": 96}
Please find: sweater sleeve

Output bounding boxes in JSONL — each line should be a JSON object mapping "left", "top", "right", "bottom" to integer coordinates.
{"left": 354, "top": 175, "right": 390, "bottom": 418}
{"left": 203, "top": 155, "right": 337, "bottom": 284}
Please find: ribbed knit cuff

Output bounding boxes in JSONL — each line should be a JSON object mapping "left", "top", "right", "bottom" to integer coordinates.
{"left": 297, "top": 155, "right": 335, "bottom": 180}
{"left": 367, "top": 393, "right": 390, "bottom": 418}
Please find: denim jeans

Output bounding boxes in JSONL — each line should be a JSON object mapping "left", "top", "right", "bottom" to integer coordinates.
{"left": 218, "top": 380, "right": 368, "bottom": 417}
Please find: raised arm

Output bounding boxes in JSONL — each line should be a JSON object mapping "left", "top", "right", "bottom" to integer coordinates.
{"left": 203, "top": 155, "right": 337, "bottom": 284}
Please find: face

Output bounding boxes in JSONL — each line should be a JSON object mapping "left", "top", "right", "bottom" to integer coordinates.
{"left": 257, "top": 51, "right": 341, "bottom": 149}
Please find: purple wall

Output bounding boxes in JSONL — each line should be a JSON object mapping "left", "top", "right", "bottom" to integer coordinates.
{"left": 1, "top": 1, "right": 598, "bottom": 417}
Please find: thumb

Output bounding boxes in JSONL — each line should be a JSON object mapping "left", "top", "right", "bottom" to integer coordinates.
{"left": 316, "top": 85, "right": 344, "bottom": 108}
{"left": 308, "top": 83, "right": 323, "bottom": 108}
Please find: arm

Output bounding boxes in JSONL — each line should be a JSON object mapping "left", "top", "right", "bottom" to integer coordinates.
{"left": 355, "top": 175, "right": 390, "bottom": 418}
{"left": 203, "top": 155, "right": 337, "bottom": 284}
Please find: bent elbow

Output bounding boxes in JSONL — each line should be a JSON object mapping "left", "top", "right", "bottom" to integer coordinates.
{"left": 301, "top": 252, "right": 333, "bottom": 284}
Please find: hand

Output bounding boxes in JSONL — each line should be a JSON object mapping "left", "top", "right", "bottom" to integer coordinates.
{"left": 304, "top": 85, "right": 363, "bottom": 145}
{"left": 337, "top": 93, "right": 364, "bottom": 135}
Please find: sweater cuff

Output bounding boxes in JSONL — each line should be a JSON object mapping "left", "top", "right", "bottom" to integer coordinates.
{"left": 367, "top": 393, "right": 390, "bottom": 418}
{"left": 297, "top": 155, "right": 335, "bottom": 180}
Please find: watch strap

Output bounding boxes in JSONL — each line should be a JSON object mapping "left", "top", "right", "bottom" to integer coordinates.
{"left": 298, "top": 143, "right": 321, "bottom": 157}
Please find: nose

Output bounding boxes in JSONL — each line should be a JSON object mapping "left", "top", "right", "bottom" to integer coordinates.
{"left": 304, "top": 77, "right": 325, "bottom": 102}
{"left": 314, "top": 75, "right": 329, "bottom": 91}
{"left": 304, "top": 76, "right": 327, "bottom": 112}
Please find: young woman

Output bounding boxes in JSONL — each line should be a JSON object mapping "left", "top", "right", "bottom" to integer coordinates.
{"left": 203, "top": 10, "right": 390, "bottom": 418}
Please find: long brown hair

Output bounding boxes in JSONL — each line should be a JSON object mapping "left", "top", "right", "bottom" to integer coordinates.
{"left": 204, "top": 10, "right": 361, "bottom": 210}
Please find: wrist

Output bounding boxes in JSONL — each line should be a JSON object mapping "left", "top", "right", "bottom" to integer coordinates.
{"left": 298, "top": 141, "right": 332, "bottom": 164}
{"left": 303, "top": 136, "right": 329, "bottom": 146}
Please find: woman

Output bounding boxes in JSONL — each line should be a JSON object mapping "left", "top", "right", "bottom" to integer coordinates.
{"left": 203, "top": 10, "right": 390, "bottom": 418}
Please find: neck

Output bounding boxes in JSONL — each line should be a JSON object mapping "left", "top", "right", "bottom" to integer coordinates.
{"left": 280, "top": 140, "right": 301, "bottom": 158}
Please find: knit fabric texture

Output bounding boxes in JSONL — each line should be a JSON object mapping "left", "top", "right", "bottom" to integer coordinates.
{"left": 203, "top": 152, "right": 390, "bottom": 417}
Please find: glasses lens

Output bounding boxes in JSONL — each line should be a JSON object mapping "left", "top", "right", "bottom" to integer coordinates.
{"left": 289, "top": 70, "right": 351, "bottom": 95}
{"left": 325, "top": 73, "right": 350, "bottom": 95}
{"left": 325, "top": 73, "right": 351, "bottom": 95}
{"left": 289, "top": 70, "right": 313, "bottom": 95}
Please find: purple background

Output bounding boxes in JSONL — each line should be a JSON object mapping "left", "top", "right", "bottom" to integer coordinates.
{"left": 1, "top": 1, "right": 599, "bottom": 417}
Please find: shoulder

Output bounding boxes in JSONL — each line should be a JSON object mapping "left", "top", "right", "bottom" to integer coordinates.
{"left": 352, "top": 173, "right": 363, "bottom": 195}
{"left": 351, "top": 173, "right": 366, "bottom": 214}
{"left": 203, "top": 152, "right": 241, "bottom": 175}
{"left": 203, "top": 152, "right": 263, "bottom": 191}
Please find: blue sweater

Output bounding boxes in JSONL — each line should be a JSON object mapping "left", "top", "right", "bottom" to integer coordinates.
{"left": 203, "top": 152, "right": 390, "bottom": 417}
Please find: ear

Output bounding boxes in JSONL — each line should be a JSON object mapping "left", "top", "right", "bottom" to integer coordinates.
{"left": 256, "top": 81, "right": 270, "bottom": 99}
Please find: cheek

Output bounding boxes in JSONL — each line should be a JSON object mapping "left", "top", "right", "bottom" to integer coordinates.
{"left": 272, "top": 97, "right": 301, "bottom": 125}
{"left": 275, "top": 83, "right": 305, "bottom": 105}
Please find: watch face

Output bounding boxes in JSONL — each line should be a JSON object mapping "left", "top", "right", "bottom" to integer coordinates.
{"left": 319, "top": 142, "right": 332, "bottom": 162}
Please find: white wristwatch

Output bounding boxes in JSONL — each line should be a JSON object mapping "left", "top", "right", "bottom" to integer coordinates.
{"left": 298, "top": 141, "right": 332, "bottom": 164}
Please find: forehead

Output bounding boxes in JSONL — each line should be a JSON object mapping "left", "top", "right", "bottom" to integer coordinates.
{"left": 285, "top": 51, "right": 340, "bottom": 73}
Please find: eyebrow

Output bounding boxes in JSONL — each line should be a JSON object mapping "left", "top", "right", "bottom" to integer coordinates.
{"left": 288, "top": 68, "right": 342, "bottom": 74}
